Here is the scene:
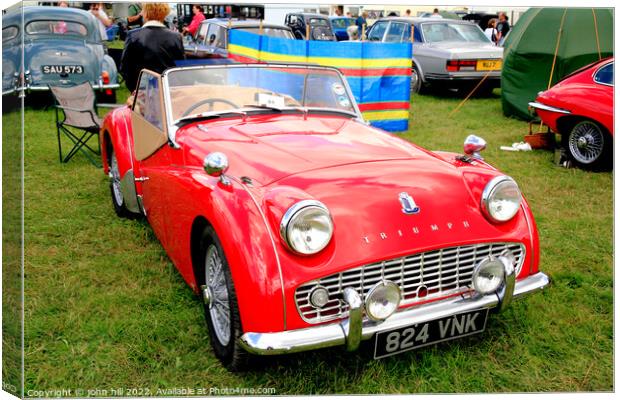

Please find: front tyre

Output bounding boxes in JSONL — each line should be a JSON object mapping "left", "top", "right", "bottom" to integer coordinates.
{"left": 199, "top": 226, "right": 249, "bottom": 371}
{"left": 564, "top": 120, "right": 612, "bottom": 170}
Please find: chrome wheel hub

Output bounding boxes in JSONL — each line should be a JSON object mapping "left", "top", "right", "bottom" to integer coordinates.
{"left": 205, "top": 244, "right": 231, "bottom": 346}
{"left": 568, "top": 121, "right": 604, "bottom": 164}
{"left": 110, "top": 152, "right": 123, "bottom": 205}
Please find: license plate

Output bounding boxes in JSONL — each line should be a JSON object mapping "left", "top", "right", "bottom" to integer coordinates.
{"left": 476, "top": 59, "right": 502, "bottom": 71}
{"left": 374, "top": 308, "right": 489, "bottom": 359}
{"left": 41, "top": 65, "right": 84, "bottom": 74}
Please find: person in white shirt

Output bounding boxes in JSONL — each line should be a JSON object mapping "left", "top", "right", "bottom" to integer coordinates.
{"left": 484, "top": 19, "right": 497, "bottom": 44}
{"left": 89, "top": 2, "right": 112, "bottom": 40}
{"left": 431, "top": 8, "right": 442, "bottom": 18}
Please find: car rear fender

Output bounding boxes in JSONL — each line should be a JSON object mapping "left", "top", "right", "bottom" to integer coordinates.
{"left": 101, "top": 54, "right": 118, "bottom": 85}
{"left": 100, "top": 106, "right": 135, "bottom": 179}
{"left": 411, "top": 56, "right": 426, "bottom": 82}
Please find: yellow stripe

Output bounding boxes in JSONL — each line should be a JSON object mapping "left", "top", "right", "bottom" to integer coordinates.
{"left": 228, "top": 44, "right": 411, "bottom": 69}
{"left": 362, "top": 110, "right": 409, "bottom": 121}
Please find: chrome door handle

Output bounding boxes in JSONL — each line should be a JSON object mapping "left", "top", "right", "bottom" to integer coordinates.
{"left": 135, "top": 176, "right": 149, "bottom": 182}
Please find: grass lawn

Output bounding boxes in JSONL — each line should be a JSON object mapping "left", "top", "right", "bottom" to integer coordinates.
{"left": 5, "top": 86, "right": 612, "bottom": 394}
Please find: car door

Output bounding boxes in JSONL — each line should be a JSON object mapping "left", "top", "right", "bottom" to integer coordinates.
{"left": 411, "top": 22, "right": 435, "bottom": 79}
{"left": 131, "top": 70, "right": 173, "bottom": 245}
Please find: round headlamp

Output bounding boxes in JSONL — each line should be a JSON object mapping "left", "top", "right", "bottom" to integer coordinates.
{"left": 365, "top": 281, "right": 401, "bottom": 321}
{"left": 280, "top": 200, "right": 333, "bottom": 255}
{"left": 481, "top": 176, "right": 522, "bottom": 223}
{"left": 472, "top": 256, "right": 505, "bottom": 294}
{"left": 308, "top": 286, "right": 330, "bottom": 308}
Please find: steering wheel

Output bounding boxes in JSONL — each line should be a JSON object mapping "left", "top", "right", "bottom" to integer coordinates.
{"left": 181, "top": 98, "right": 241, "bottom": 117}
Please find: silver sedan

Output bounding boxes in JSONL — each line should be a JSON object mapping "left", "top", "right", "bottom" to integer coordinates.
{"left": 367, "top": 17, "right": 503, "bottom": 94}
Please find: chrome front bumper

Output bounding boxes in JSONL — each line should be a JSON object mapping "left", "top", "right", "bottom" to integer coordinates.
{"left": 239, "top": 272, "right": 550, "bottom": 355}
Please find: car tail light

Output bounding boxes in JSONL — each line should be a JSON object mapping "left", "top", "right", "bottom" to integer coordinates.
{"left": 101, "top": 71, "right": 112, "bottom": 95}
{"left": 446, "top": 59, "right": 477, "bottom": 72}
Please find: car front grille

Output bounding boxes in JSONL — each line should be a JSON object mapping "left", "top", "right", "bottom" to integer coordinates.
{"left": 295, "top": 242, "right": 526, "bottom": 324}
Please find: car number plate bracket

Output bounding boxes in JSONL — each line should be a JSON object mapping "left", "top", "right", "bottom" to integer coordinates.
{"left": 373, "top": 308, "right": 489, "bottom": 359}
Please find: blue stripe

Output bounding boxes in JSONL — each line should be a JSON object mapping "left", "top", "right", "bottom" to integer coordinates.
{"left": 307, "top": 40, "right": 363, "bottom": 58}
{"left": 346, "top": 76, "right": 411, "bottom": 103}
{"left": 229, "top": 29, "right": 261, "bottom": 49}
{"left": 262, "top": 35, "right": 308, "bottom": 57}
{"left": 362, "top": 41, "right": 412, "bottom": 59}
{"left": 370, "top": 119, "right": 409, "bottom": 132}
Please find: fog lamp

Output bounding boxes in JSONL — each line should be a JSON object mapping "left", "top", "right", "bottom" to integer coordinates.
{"left": 365, "top": 281, "right": 401, "bottom": 321}
{"left": 309, "top": 286, "right": 330, "bottom": 308}
{"left": 472, "top": 256, "right": 506, "bottom": 295}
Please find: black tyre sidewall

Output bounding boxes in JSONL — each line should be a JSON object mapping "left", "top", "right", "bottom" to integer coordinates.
{"left": 109, "top": 148, "right": 130, "bottom": 218}
{"left": 199, "top": 226, "right": 247, "bottom": 370}
{"left": 411, "top": 65, "right": 423, "bottom": 94}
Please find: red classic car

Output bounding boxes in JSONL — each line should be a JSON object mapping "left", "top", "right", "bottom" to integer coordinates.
{"left": 529, "top": 58, "right": 614, "bottom": 169}
{"left": 100, "top": 64, "right": 549, "bottom": 370}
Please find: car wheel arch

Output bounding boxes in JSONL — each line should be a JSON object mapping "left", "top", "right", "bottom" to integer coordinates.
{"left": 190, "top": 215, "right": 212, "bottom": 290}
{"left": 412, "top": 58, "right": 426, "bottom": 82}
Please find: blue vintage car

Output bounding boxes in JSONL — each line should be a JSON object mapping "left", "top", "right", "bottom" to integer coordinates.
{"left": 330, "top": 17, "right": 355, "bottom": 41}
{"left": 2, "top": 6, "right": 119, "bottom": 100}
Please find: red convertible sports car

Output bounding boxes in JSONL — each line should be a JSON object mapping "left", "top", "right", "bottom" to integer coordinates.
{"left": 529, "top": 58, "right": 614, "bottom": 169}
{"left": 101, "top": 64, "right": 549, "bottom": 370}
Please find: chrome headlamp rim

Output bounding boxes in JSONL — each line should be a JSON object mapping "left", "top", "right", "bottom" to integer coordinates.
{"left": 365, "top": 280, "right": 402, "bottom": 321}
{"left": 279, "top": 200, "right": 333, "bottom": 255}
{"left": 472, "top": 256, "right": 506, "bottom": 295}
{"left": 481, "top": 175, "right": 522, "bottom": 223}
{"left": 307, "top": 285, "right": 330, "bottom": 308}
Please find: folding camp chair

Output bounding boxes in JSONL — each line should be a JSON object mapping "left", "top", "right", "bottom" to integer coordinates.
{"left": 49, "top": 82, "right": 103, "bottom": 167}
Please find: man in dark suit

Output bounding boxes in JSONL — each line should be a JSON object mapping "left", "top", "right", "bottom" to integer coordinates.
{"left": 120, "top": 2, "right": 185, "bottom": 92}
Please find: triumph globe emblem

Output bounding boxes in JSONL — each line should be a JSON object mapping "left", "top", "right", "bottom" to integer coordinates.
{"left": 399, "top": 192, "right": 420, "bottom": 214}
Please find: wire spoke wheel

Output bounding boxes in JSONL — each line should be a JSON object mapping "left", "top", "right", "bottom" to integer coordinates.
{"left": 205, "top": 244, "right": 231, "bottom": 346}
{"left": 568, "top": 121, "right": 605, "bottom": 164}
{"left": 110, "top": 151, "right": 123, "bottom": 206}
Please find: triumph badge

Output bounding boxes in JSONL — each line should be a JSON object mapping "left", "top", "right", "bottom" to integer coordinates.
{"left": 399, "top": 192, "right": 420, "bottom": 214}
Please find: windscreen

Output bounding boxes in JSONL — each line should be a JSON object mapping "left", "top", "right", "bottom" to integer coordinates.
{"left": 167, "top": 66, "right": 356, "bottom": 121}
{"left": 421, "top": 22, "right": 489, "bottom": 43}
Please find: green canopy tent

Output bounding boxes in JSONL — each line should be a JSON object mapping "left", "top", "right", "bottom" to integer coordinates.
{"left": 501, "top": 8, "right": 613, "bottom": 120}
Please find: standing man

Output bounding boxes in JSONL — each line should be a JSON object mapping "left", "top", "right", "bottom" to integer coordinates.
{"left": 431, "top": 8, "right": 442, "bottom": 18}
{"left": 182, "top": 4, "right": 205, "bottom": 37}
{"left": 405, "top": 9, "right": 411, "bottom": 17}
{"left": 127, "top": 3, "right": 143, "bottom": 30}
{"left": 495, "top": 12, "right": 510, "bottom": 46}
{"left": 355, "top": 11, "right": 368, "bottom": 40}
{"left": 120, "top": 3, "right": 185, "bottom": 93}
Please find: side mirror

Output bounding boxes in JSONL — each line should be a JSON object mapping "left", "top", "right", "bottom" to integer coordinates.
{"left": 204, "top": 152, "right": 231, "bottom": 185}
{"left": 463, "top": 134, "right": 487, "bottom": 160}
